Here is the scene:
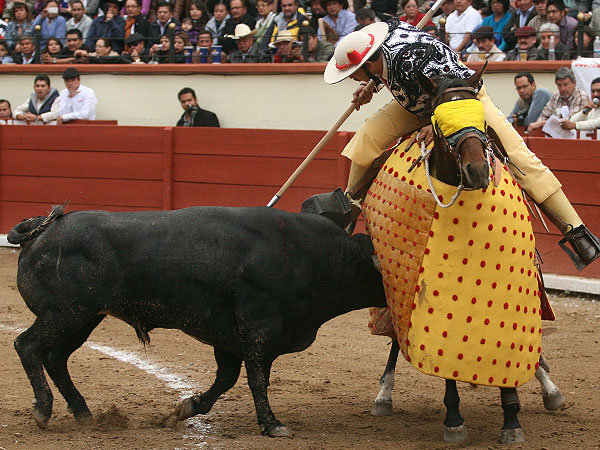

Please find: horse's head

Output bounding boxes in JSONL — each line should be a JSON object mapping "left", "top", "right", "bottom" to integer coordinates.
{"left": 418, "top": 64, "right": 490, "bottom": 190}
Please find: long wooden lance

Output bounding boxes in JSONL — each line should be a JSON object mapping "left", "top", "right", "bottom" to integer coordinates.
{"left": 266, "top": 0, "right": 447, "bottom": 208}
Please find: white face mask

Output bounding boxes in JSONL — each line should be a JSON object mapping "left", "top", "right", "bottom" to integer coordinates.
{"left": 47, "top": 6, "right": 59, "bottom": 14}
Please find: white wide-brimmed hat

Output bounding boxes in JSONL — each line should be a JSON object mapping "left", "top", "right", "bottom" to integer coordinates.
{"left": 323, "top": 22, "right": 389, "bottom": 84}
{"left": 272, "top": 29, "right": 295, "bottom": 45}
{"left": 225, "top": 23, "right": 256, "bottom": 39}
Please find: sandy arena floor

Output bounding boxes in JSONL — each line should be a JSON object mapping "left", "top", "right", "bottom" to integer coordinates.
{"left": 0, "top": 247, "right": 599, "bottom": 450}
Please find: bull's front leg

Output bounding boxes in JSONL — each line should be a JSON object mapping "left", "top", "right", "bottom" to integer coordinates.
{"left": 244, "top": 356, "right": 291, "bottom": 437}
{"left": 163, "top": 348, "right": 242, "bottom": 427}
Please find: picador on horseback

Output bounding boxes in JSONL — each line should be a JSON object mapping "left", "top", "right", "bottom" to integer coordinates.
{"left": 323, "top": 19, "right": 600, "bottom": 444}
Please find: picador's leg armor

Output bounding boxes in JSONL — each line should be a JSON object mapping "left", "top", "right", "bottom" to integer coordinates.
{"left": 539, "top": 190, "right": 600, "bottom": 270}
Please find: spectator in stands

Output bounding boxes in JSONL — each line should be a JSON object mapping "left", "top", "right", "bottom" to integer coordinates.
{"left": 432, "top": 0, "right": 455, "bottom": 27}
{"left": 528, "top": 0, "right": 549, "bottom": 32}
{"left": 505, "top": 26, "right": 545, "bottom": 59}
{"left": 206, "top": 0, "right": 229, "bottom": 45}
{"left": 502, "top": 0, "right": 537, "bottom": 52}
{"left": 270, "top": 28, "right": 296, "bottom": 61}
{"left": 40, "top": 36, "right": 63, "bottom": 63}
{"left": 0, "top": 99, "right": 11, "bottom": 119}
{"left": 222, "top": 0, "right": 256, "bottom": 54}
{"left": 124, "top": 0, "right": 150, "bottom": 39}
{"left": 57, "top": 67, "right": 97, "bottom": 124}
{"left": 445, "top": 0, "right": 482, "bottom": 52}
{"left": 422, "top": 24, "right": 439, "bottom": 37}
{"left": 4, "top": 2, "right": 33, "bottom": 49}
{"left": 467, "top": 25, "right": 506, "bottom": 60}
{"left": 149, "top": 1, "right": 179, "bottom": 46}
{"left": 30, "top": 0, "right": 66, "bottom": 47}
{"left": 226, "top": 23, "right": 270, "bottom": 62}
{"left": 546, "top": 0, "right": 576, "bottom": 51}
{"left": 398, "top": 0, "right": 434, "bottom": 27}
{"left": 307, "top": 0, "right": 327, "bottom": 32}
{"left": 123, "top": 31, "right": 151, "bottom": 62}
{"left": 479, "top": 0, "right": 510, "bottom": 50}
{"left": 84, "top": 0, "right": 101, "bottom": 18}
{"left": 191, "top": 29, "right": 228, "bottom": 61}
{"left": 508, "top": 72, "right": 552, "bottom": 128}
{"left": 527, "top": 67, "right": 590, "bottom": 133}
{"left": 75, "top": 36, "right": 132, "bottom": 62}
{"left": 176, "top": 86, "right": 219, "bottom": 127}
{"left": 319, "top": 0, "right": 357, "bottom": 44}
{"left": 149, "top": 34, "right": 178, "bottom": 62}
{"left": 294, "top": 25, "right": 333, "bottom": 61}
{"left": 0, "top": 39, "right": 14, "bottom": 62}
{"left": 0, "top": 17, "right": 6, "bottom": 39}
{"left": 560, "top": 77, "right": 600, "bottom": 132}
{"left": 13, "top": 34, "right": 36, "bottom": 63}
{"left": 66, "top": 0, "right": 92, "bottom": 39}
{"left": 574, "top": 25, "right": 595, "bottom": 57}
{"left": 86, "top": 0, "right": 126, "bottom": 53}
{"left": 254, "top": 0, "right": 275, "bottom": 50}
{"left": 43, "top": 28, "right": 91, "bottom": 63}
{"left": 538, "top": 22, "right": 570, "bottom": 59}
{"left": 269, "top": 0, "right": 308, "bottom": 42}
{"left": 591, "top": 8, "right": 600, "bottom": 36}
{"left": 13, "top": 74, "right": 60, "bottom": 123}
{"left": 355, "top": 7, "right": 376, "bottom": 27}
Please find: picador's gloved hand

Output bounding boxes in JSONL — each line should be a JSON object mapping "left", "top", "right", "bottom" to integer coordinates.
{"left": 345, "top": 192, "right": 363, "bottom": 222}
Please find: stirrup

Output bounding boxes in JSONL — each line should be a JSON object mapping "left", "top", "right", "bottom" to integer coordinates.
{"left": 558, "top": 224, "right": 600, "bottom": 271}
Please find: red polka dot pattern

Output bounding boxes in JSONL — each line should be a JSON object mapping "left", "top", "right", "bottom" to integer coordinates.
{"left": 363, "top": 136, "right": 541, "bottom": 388}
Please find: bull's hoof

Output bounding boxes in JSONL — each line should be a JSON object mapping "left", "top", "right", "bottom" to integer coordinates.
{"left": 160, "top": 397, "right": 197, "bottom": 428}
{"left": 266, "top": 425, "right": 292, "bottom": 438}
{"left": 543, "top": 391, "right": 565, "bottom": 411}
{"left": 443, "top": 424, "right": 467, "bottom": 443}
{"left": 32, "top": 408, "right": 50, "bottom": 429}
{"left": 371, "top": 400, "right": 393, "bottom": 416}
{"left": 74, "top": 413, "right": 94, "bottom": 426}
{"left": 499, "top": 427, "right": 525, "bottom": 444}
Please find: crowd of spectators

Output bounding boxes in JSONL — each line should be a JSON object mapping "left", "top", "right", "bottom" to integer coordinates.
{"left": 1, "top": 0, "right": 600, "bottom": 65}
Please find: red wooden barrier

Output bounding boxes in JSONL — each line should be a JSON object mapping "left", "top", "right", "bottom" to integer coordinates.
{"left": 1, "top": 124, "right": 599, "bottom": 278}
{"left": 0, "top": 125, "right": 351, "bottom": 232}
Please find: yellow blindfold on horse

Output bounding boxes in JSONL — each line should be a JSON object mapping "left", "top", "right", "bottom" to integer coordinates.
{"left": 431, "top": 99, "right": 486, "bottom": 138}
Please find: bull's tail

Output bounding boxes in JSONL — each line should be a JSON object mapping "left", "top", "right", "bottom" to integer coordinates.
{"left": 7, "top": 205, "right": 66, "bottom": 245}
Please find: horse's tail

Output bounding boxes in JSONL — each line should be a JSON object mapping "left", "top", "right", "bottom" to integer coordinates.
{"left": 7, "top": 205, "right": 67, "bottom": 245}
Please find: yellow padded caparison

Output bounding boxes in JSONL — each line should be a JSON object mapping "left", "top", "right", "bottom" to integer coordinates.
{"left": 363, "top": 142, "right": 542, "bottom": 388}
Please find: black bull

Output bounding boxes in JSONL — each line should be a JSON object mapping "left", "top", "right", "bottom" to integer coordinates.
{"left": 8, "top": 205, "right": 386, "bottom": 436}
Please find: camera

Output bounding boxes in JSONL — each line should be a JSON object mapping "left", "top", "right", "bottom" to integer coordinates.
{"left": 515, "top": 112, "right": 527, "bottom": 126}
{"left": 291, "top": 40, "right": 302, "bottom": 49}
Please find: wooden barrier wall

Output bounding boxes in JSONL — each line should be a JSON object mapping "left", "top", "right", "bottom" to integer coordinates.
{"left": 0, "top": 125, "right": 351, "bottom": 230}
{"left": 1, "top": 125, "right": 599, "bottom": 279}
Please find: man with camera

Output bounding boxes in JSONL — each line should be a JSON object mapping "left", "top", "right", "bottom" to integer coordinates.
{"left": 176, "top": 87, "right": 220, "bottom": 128}
{"left": 508, "top": 72, "right": 551, "bottom": 128}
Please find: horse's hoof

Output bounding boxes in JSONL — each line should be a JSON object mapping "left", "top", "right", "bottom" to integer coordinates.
{"left": 371, "top": 400, "right": 393, "bottom": 416}
{"left": 543, "top": 391, "right": 565, "bottom": 411}
{"left": 266, "top": 425, "right": 292, "bottom": 438}
{"left": 32, "top": 408, "right": 49, "bottom": 429}
{"left": 443, "top": 424, "right": 467, "bottom": 443}
{"left": 499, "top": 427, "right": 525, "bottom": 444}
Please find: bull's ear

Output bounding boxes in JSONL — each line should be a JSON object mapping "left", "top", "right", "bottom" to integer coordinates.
{"left": 465, "top": 61, "right": 487, "bottom": 88}
{"left": 417, "top": 71, "right": 437, "bottom": 96}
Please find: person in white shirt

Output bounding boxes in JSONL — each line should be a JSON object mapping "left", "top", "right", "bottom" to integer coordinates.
{"left": 57, "top": 67, "right": 97, "bottom": 124}
{"left": 445, "top": 0, "right": 482, "bottom": 52}
{"left": 14, "top": 74, "right": 61, "bottom": 123}
{"left": 65, "top": 0, "right": 93, "bottom": 39}
{"left": 560, "top": 77, "right": 600, "bottom": 132}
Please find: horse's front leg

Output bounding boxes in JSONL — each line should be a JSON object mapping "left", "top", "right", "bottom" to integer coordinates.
{"left": 372, "top": 339, "right": 399, "bottom": 416}
{"left": 443, "top": 379, "right": 467, "bottom": 443}
{"left": 535, "top": 355, "right": 565, "bottom": 410}
{"left": 499, "top": 387, "right": 525, "bottom": 444}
